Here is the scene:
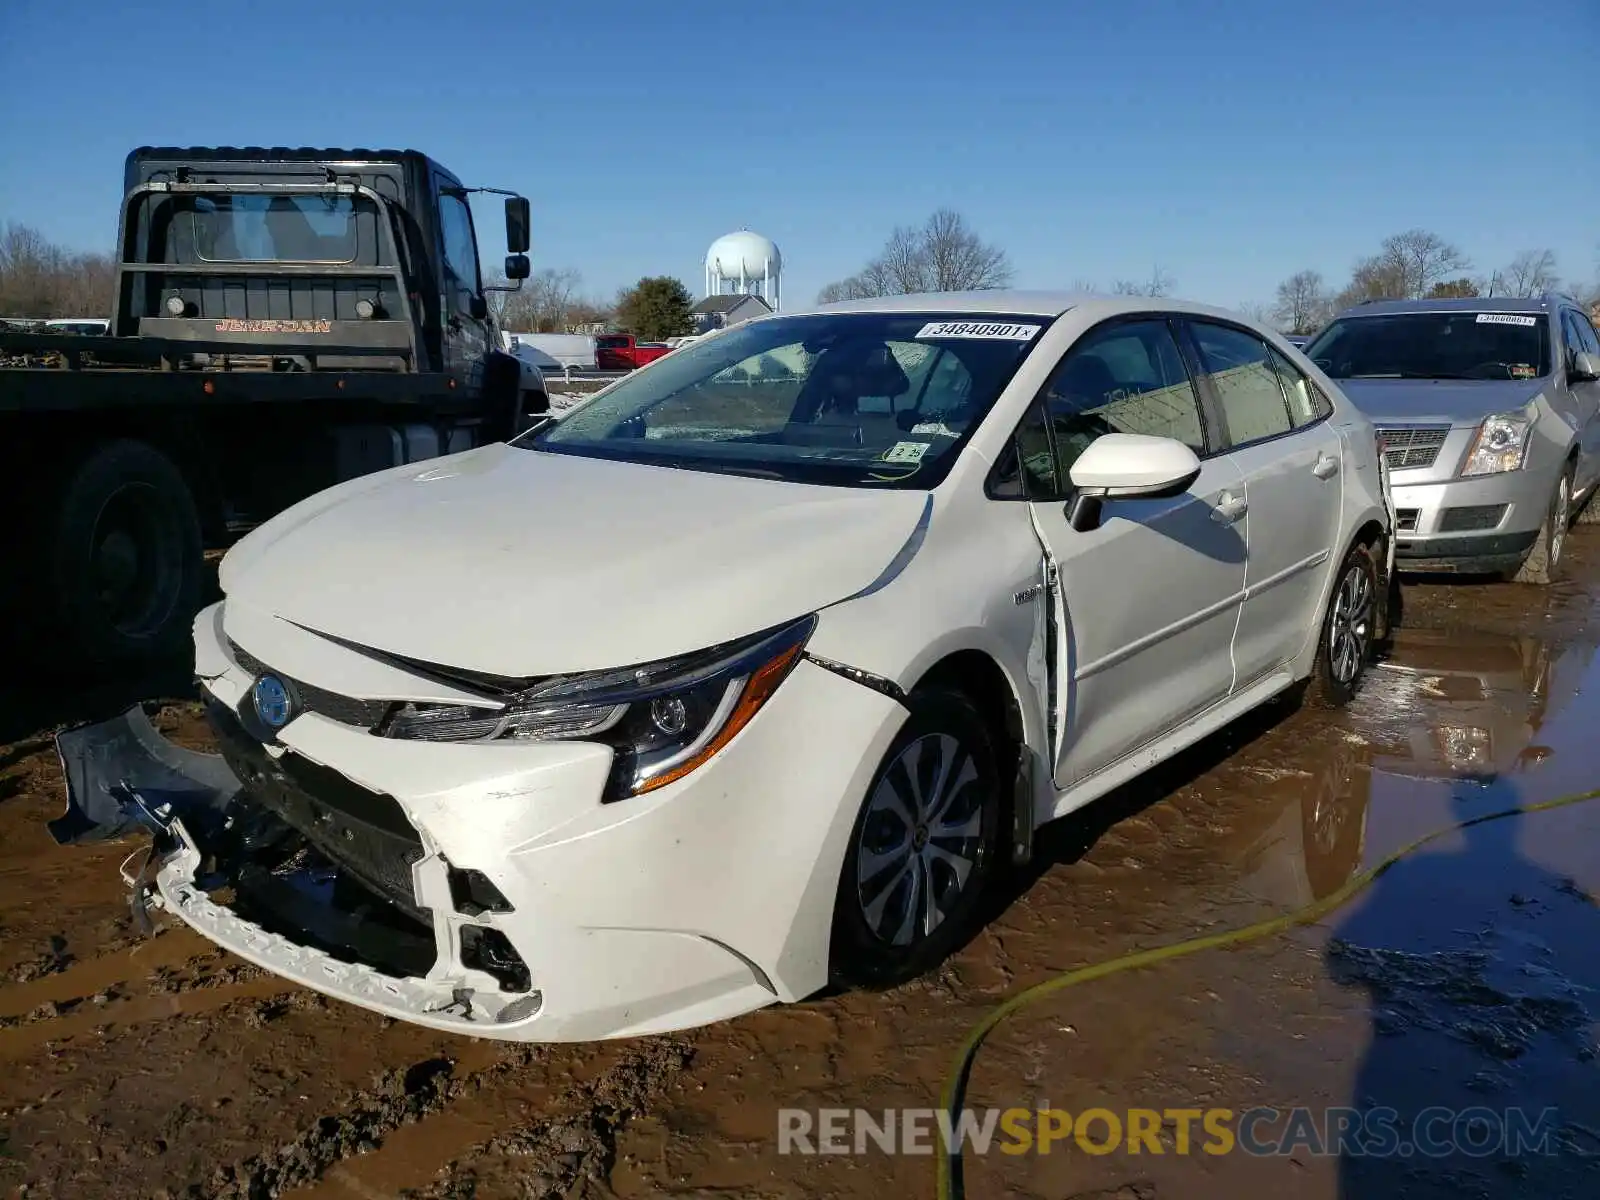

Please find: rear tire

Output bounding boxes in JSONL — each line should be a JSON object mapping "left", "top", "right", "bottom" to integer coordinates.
{"left": 47, "top": 439, "right": 203, "bottom": 670}
{"left": 1307, "top": 540, "right": 1377, "bottom": 708}
{"left": 1510, "top": 463, "right": 1574, "bottom": 585}
{"left": 830, "top": 688, "right": 1004, "bottom": 989}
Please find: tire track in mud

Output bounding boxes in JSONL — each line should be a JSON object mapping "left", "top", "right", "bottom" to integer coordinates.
{"left": 0, "top": 920, "right": 299, "bottom": 1060}
{"left": 197, "top": 1037, "right": 693, "bottom": 1200}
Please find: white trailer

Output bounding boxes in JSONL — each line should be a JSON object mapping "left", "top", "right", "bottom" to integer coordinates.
{"left": 500, "top": 331, "right": 597, "bottom": 371}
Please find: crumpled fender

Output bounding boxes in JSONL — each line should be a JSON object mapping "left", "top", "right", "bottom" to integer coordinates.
{"left": 50, "top": 705, "right": 242, "bottom": 846}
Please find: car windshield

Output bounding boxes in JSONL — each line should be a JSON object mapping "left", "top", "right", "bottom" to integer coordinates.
{"left": 1305, "top": 311, "right": 1551, "bottom": 381}
{"left": 518, "top": 311, "right": 1051, "bottom": 487}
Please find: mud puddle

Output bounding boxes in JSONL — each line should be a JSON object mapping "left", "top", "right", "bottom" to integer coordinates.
{"left": 1, "top": 537, "right": 1599, "bottom": 1198}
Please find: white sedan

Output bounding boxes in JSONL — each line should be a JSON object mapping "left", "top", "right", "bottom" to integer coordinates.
{"left": 52, "top": 292, "right": 1394, "bottom": 1041}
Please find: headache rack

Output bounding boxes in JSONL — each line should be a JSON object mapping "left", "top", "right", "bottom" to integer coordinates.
{"left": 110, "top": 177, "right": 421, "bottom": 370}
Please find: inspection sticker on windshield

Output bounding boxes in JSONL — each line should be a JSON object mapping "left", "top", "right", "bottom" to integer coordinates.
{"left": 883, "top": 440, "right": 930, "bottom": 465}
{"left": 916, "top": 321, "right": 1041, "bottom": 341}
{"left": 1476, "top": 313, "right": 1537, "bottom": 327}
{"left": 1510, "top": 363, "right": 1536, "bottom": 379}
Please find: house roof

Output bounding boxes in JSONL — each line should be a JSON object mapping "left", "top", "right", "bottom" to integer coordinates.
{"left": 691, "top": 293, "right": 772, "bottom": 316}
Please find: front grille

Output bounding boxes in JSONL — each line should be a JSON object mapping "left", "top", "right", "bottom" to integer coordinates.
{"left": 206, "top": 696, "right": 429, "bottom": 922}
{"left": 1439, "top": 504, "right": 1507, "bottom": 533}
{"left": 1396, "top": 508, "right": 1419, "bottom": 531}
{"left": 1377, "top": 425, "right": 1450, "bottom": 471}
{"left": 230, "top": 640, "right": 392, "bottom": 731}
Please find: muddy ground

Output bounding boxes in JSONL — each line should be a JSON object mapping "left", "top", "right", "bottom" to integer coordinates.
{"left": 3, "top": 540, "right": 1600, "bottom": 1199}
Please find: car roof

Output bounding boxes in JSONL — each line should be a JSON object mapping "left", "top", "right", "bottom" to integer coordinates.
{"left": 783, "top": 289, "right": 1268, "bottom": 325}
{"left": 1331, "top": 295, "right": 1557, "bottom": 320}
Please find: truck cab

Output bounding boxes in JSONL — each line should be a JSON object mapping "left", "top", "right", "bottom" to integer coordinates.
{"left": 1, "top": 145, "right": 544, "bottom": 670}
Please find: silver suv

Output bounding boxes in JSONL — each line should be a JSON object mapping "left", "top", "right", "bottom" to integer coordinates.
{"left": 1304, "top": 295, "right": 1600, "bottom": 583}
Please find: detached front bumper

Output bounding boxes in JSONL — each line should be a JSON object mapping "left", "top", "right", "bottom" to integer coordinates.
{"left": 50, "top": 603, "right": 907, "bottom": 1042}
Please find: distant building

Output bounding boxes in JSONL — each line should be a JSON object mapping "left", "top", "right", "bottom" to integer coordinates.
{"left": 690, "top": 292, "right": 772, "bottom": 334}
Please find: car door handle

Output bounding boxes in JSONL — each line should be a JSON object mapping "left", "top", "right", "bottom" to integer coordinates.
{"left": 1211, "top": 491, "right": 1247, "bottom": 524}
{"left": 1313, "top": 452, "right": 1340, "bottom": 479}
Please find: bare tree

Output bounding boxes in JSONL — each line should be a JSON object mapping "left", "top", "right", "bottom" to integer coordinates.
{"left": 1236, "top": 300, "right": 1275, "bottom": 327}
{"left": 0, "top": 222, "right": 115, "bottom": 318}
{"left": 922, "top": 209, "right": 1011, "bottom": 291}
{"left": 1110, "top": 265, "right": 1176, "bottom": 298}
{"left": 1272, "top": 269, "right": 1332, "bottom": 334}
{"left": 1491, "top": 249, "right": 1560, "bottom": 298}
{"left": 816, "top": 209, "right": 1012, "bottom": 301}
{"left": 1372, "top": 229, "right": 1472, "bottom": 300}
{"left": 489, "top": 266, "right": 608, "bottom": 332}
{"left": 1335, "top": 255, "right": 1407, "bottom": 309}
{"left": 1427, "top": 277, "right": 1480, "bottom": 299}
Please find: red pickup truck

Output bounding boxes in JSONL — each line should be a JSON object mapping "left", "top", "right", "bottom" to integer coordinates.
{"left": 595, "top": 332, "right": 672, "bottom": 371}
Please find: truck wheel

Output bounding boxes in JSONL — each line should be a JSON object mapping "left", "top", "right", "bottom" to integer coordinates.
{"left": 49, "top": 439, "right": 203, "bottom": 669}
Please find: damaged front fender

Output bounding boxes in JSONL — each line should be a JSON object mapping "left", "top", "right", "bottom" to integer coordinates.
{"left": 50, "top": 705, "right": 242, "bottom": 846}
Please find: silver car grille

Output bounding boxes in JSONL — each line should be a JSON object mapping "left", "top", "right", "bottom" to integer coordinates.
{"left": 1376, "top": 425, "right": 1450, "bottom": 471}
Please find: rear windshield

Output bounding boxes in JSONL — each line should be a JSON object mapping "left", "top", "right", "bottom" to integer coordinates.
{"left": 1305, "top": 311, "right": 1551, "bottom": 381}
{"left": 190, "top": 195, "right": 360, "bottom": 263}
{"left": 518, "top": 311, "right": 1050, "bottom": 488}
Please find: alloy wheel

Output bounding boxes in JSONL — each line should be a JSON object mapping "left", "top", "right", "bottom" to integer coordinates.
{"left": 1328, "top": 563, "right": 1373, "bottom": 685}
{"left": 1550, "top": 477, "right": 1571, "bottom": 569}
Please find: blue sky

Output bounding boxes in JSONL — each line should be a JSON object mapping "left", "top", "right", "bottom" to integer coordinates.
{"left": 2, "top": 0, "right": 1596, "bottom": 311}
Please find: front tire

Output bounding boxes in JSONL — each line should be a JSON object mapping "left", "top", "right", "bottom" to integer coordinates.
{"left": 830, "top": 688, "right": 1004, "bottom": 989}
{"left": 1307, "top": 540, "right": 1377, "bottom": 708}
{"left": 1510, "top": 463, "right": 1574, "bottom": 585}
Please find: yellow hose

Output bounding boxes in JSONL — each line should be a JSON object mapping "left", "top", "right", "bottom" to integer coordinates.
{"left": 936, "top": 784, "right": 1600, "bottom": 1199}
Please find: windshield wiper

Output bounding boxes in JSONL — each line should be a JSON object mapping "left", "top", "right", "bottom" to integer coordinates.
{"left": 663, "top": 460, "right": 788, "bottom": 481}
{"left": 1347, "top": 371, "right": 1478, "bottom": 381}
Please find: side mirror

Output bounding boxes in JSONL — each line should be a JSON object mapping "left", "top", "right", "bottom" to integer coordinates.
{"left": 504, "top": 253, "right": 531, "bottom": 281}
{"left": 469, "top": 296, "right": 489, "bottom": 321}
{"left": 1571, "top": 351, "right": 1600, "bottom": 383}
{"left": 1065, "top": 433, "right": 1202, "bottom": 532}
{"left": 504, "top": 197, "right": 531, "bottom": 254}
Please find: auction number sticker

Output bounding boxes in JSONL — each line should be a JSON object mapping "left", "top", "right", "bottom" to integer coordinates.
{"left": 883, "top": 441, "right": 930, "bottom": 465}
{"left": 1475, "top": 313, "right": 1537, "bottom": 327}
{"left": 916, "top": 321, "right": 1042, "bottom": 340}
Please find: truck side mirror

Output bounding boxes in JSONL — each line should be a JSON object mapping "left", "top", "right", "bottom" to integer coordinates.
{"left": 469, "top": 296, "right": 489, "bottom": 321}
{"left": 504, "top": 254, "right": 531, "bottom": 281}
{"left": 505, "top": 197, "right": 531, "bottom": 254}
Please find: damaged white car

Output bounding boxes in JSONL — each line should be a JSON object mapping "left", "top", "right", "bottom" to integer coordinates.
{"left": 52, "top": 293, "right": 1394, "bottom": 1042}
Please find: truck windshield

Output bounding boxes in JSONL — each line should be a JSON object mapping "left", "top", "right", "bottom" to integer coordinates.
{"left": 517, "top": 311, "right": 1049, "bottom": 488}
{"left": 191, "top": 195, "right": 360, "bottom": 263}
{"left": 1306, "top": 311, "right": 1551, "bottom": 381}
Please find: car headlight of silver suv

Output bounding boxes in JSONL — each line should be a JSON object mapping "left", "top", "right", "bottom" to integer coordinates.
{"left": 381, "top": 614, "right": 817, "bottom": 800}
{"left": 1460, "top": 406, "right": 1535, "bottom": 477}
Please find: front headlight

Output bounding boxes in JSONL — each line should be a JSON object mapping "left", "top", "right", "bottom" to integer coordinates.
{"left": 1460, "top": 408, "right": 1535, "bottom": 476}
{"left": 382, "top": 614, "right": 817, "bottom": 800}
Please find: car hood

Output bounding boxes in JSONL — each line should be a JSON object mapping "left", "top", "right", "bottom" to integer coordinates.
{"left": 1335, "top": 378, "right": 1546, "bottom": 426}
{"left": 220, "top": 442, "right": 930, "bottom": 677}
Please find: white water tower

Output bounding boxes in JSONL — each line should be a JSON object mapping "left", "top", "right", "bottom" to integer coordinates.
{"left": 705, "top": 229, "right": 782, "bottom": 310}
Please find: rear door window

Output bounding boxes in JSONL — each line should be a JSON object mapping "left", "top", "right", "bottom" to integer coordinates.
{"left": 1265, "top": 343, "right": 1330, "bottom": 427}
{"left": 1188, "top": 321, "right": 1294, "bottom": 446}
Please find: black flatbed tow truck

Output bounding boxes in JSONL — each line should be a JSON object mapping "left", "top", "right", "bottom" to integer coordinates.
{"left": 1, "top": 145, "right": 551, "bottom": 670}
